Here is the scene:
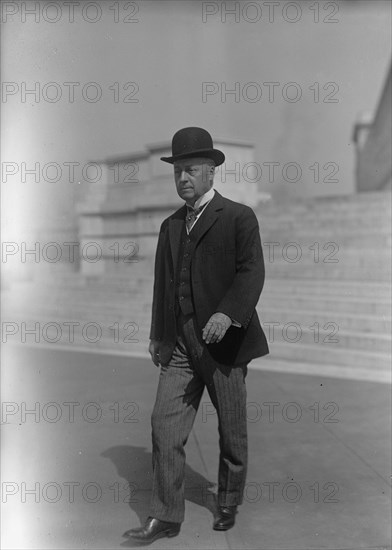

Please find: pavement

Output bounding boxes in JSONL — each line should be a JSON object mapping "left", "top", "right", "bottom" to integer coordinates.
{"left": 1, "top": 345, "right": 391, "bottom": 550}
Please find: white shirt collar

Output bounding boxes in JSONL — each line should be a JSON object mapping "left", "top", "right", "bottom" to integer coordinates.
{"left": 186, "top": 187, "right": 215, "bottom": 211}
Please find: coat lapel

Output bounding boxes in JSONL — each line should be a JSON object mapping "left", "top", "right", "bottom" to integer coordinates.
{"left": 191, "top": 190, "right": 224, "bottom": 247}
{"left": 168, "top": 190, "right": 224, "bottom": 271}
{"left": 168, "top": 205, "right": 186, "bottom": 272}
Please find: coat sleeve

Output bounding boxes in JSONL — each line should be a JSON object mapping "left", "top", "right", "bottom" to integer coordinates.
{"left": 149, "top": 225, "right": 166, "bottom": 341}
{"left": 216, "top": 206, "right": 265, "bottom": 330}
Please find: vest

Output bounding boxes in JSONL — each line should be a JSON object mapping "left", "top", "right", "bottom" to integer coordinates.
{"left": 175, "top": 223, "right": 198, "bottom": 316}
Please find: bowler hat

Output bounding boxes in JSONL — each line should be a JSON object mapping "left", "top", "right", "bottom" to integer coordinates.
{"left": 160, "top": 127, "right": 225, "bottom": 166}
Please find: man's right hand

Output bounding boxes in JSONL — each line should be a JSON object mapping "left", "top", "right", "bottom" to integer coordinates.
{"left": 149, "top": 340, "right": 161, "bottom": 367}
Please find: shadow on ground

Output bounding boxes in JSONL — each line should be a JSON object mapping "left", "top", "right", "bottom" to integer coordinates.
{"left": 102, "top": 444, "right": 217, "bottom": 529}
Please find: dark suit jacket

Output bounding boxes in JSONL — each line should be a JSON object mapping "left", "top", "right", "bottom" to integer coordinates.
{"left": 149, "top": 190, "right": 269, "bottom": 366}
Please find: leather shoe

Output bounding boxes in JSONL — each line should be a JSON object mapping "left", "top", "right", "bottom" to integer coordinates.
{"left": 213, "top": 505, "right": 237, "bottom": 531}
{"left": 123, "top": 516, "right": 180, "bottom": 543}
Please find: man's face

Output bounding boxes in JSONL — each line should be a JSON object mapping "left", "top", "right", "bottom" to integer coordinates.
{"left": 173, "top": 157, "right": 215, "bottom": 205}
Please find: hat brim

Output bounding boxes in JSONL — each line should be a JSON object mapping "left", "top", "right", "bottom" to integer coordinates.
{"left": 160, "top": 148, "right": 225, "bottom": 167}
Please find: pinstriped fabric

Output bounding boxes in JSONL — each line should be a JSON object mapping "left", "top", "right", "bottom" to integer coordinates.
{"left": 150, "top": 312, "right": 248, "bottom": 523}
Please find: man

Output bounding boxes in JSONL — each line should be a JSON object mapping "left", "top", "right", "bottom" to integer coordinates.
{"left": 125, "top": 127, "right": 269, "bottom": 543}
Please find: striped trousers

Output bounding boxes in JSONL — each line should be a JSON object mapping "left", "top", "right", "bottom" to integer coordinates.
{"left": 150, "top": 311, "right": 248, "bottom": 523}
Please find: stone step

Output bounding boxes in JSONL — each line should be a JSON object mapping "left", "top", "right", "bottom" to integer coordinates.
{"left": 26, "top": 261, "right": 390, "bottom": 282}
{"left": 5, "top": 283, "right": 390, "bottom": 319}
{"left": 260, "top": 226, "right": 391, "bottom": 239}
{"left": 6, "top": 334, "right": 150, "bottom": 356}
{"left": 261, "top": 206, "right": 391, "bottom": 218}
{"left": 9, "top": 295, "right": 388, "bottom": 321}
{"left": 260, "top": 294, "right": 389, "bottom": 315}
{"left": 260, "top": 216, "right": 391, "bottom": 228}
{"left": 16, "top": 276, "right": 390, "bottom": 300}
{"left": 7, "top": 311, "right": 390, "bottom": 357}
{"left": 262, "top": 324, "right": 391, "bottom": 353}
{"left": 262, "top": 198, "right": 392, "bottom": 211}
{"left": 81, "top": 215, "right": 391, "bottom": 237}
{"left": 3, "top": 310, "right": 391, "bottom": 351}
{"left": 4, "top": 314, "right": 390, "bottom": 373}
{"left": 264, "top": 265, "right": 391, "bottom": 281}
{"left": 5, "top": 306, "right": 390, "bottom": 354}
{"left": 261, "top": 234, "right": 391, "bottom": 250}
{"left": 258, "top": 192, "right": 391, "bottom": 212}
{"left": 260, "top": 220, "right": 391, "bottom": 233}
{"left": 268, "top": 341, "right": 390, "bottom": 371}
{"left": 3, "top": 305, "right": 151, "bottom": 325}
{"left": 10, "top": 277, "right": 391, "bottom": 303}
{"left": 5, "top": 278, "right": 152, "bottom": 297}
{"left": 262, "top": 250, "right": 391, "bottom": 266}
{"left": 261, "top": 227, "right": 391, "bottom": 240}
{"left": 262, "top": 191, "right": 391, "bottom": 205}
{"left": 5, "top": 190, "right": 392, "bottom": 379}
{"left": 23, "top": 285, "right": 157, "bottom": 300}
{"left": 265, "top": 265, "right": 390, "bottom": 280}
{"left": 1, "top": 313, "right": 150, "bottom": 348}
{"left": 260, "top": 207, "right": 391, "bottom": 219}
{"left": 9, "top": 291, "right": 389, "bottom": 323}
{"left": 261, "top": 308, "right": 391, "bottom": 333}
{"left": 262, "top": 234, "right": 391, "bottom": 246}
{"left": 263, "top": 279, "right": 391, "bottom": 298}
{"left": 3, "top": 290, "right": 151, "bottom": 310}
{"left": 108, "top": 264, "right": 392, "bottom": 280}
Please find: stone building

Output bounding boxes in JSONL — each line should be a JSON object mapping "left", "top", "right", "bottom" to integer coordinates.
{"left": 2, "top": 0, "right": 391, "bottom": 382}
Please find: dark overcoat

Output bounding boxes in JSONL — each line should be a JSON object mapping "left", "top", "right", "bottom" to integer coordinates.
{"left": 149, "top": 190, "right": 269, "bottom": 366}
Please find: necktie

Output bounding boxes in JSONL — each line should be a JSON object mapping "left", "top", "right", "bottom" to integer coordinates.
{"left": 185, "top": 202, "right": 208, "bottom": 232}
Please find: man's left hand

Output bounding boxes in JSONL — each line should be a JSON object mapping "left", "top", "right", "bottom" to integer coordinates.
{"left": 202, "top": 312, "right": 232, "bottom": 344}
